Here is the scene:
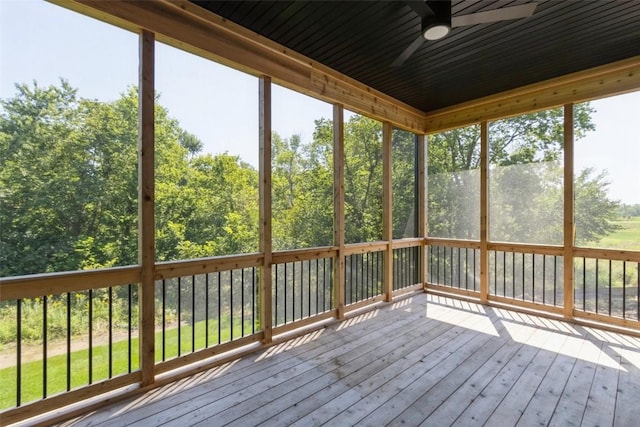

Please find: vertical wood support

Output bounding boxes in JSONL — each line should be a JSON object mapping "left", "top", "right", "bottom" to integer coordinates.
{"left": 382, "top": 122, "right": 393, "bottom": 302}
{"left": 138, "top": 30, "right": 155, "bottom": 386}
{"left": 259, "top": 76, "right": 273, "bottom": 342}
{"left": 480, "top": 121, "right": 489, "bottom": 303}
{"left": 563, "top": 104, "right": 575, "bottom": 318}
{"left": 333, "top": 104, "right": 346, "bottom": 319}
{"left": 417, "top": 134, "right": 428, "bottom": 290}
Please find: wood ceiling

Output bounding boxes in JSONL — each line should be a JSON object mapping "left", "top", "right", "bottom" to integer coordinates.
{"left": 191, "top": 0, "right": 640, "bottom": 113}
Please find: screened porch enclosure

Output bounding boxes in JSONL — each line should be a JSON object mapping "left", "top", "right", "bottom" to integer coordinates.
{"left": 1, "top": 1, "right": 640, "bottom": 425}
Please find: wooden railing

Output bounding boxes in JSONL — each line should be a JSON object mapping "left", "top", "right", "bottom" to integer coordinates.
{"left": 426, "top": 238, "right": 640, "bottom": 327}
{"left": 0, "top": 239, "right": 423, "bottom": 423}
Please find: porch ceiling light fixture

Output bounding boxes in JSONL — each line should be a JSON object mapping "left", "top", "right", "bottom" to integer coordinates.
{"left": 422, "top": 17, "right": 450, "bottom": 40}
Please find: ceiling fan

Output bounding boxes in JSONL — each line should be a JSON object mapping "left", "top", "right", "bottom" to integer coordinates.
{"left": 392, "top": 1, "right": 538, "bottom": 67}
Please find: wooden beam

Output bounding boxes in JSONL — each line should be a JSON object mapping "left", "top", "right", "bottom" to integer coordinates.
{"left": 417, "top": 134, "right": 428, "bottom": 290}
{"left": 424, "top": 56, "right": 640, "bottom": 132}
{"left": 479, "top": 121, "right": 489, "bottom": 303}
{"left": 62, "top": 0, "right": 425, "bottom": 134}
{"left": 563, "top": 104, "right": 575, "bottom": 319}
{"left": 259, "top": 76, "right": 273, "bottom": 343}
{"left": 0, "top": 266, "right": 140, "bottom": 302}
{"left": 382, "top": 122, "right": 393, "bottom": 302}
{"left": 333, "top": 104, "right": 346, "bottom": 319}
{"left": 138, "top": 29, "right": 155, "bottom": 388}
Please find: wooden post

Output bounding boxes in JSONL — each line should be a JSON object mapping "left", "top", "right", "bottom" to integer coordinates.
{"left": 333, "top": 104, "right": 346, "bottom": 319}
{"left": 563, "top": 104, "right": 575, "bottom": 319}
{"left": 480, "top": 121, "right": 489, "bottom": 303}
{"left": 138, "top": 30, "right": 155, "bottom": 387}
{"left": 259, "top": 76, "right": 273, "bottom": 343}
{"left": 382, "top": 122, "right": 393, "bottom": 302}
{"left": 417, "top": 134, "right": 428, "bottom": 290}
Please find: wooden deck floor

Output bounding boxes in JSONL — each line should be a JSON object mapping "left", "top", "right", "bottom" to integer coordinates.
{"left": 57, "top": 293, "right": 640, "bottom": 427}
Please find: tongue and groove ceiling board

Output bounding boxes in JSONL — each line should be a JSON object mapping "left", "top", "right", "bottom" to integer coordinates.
{"left": 191, "top": 0, "right": 640, "bottom": 113}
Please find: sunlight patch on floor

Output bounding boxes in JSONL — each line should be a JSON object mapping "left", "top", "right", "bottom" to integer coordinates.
{"left": 501, "top": 320, "right": 623, "bottom": 370}
{"left": 255, "top": 329, "right": 325, "bottom": 361}
{"left": 336, "top": 309, "right": 380, "bottom": 331}
{"left": 425, "top": 305, "right": 499, "bottom": 336}
{"left": 611, "top": 346, "right": 640, "bottom": 370}
{"left": 391, "top": 297, "right": 412, "bottom": 311}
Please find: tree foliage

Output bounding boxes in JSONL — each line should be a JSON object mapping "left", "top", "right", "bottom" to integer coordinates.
{"left": 0, "top": 81, "right": 623, "bottom": 277}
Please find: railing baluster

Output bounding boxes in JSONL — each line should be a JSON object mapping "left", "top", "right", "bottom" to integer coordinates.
{"left": 608, "top": 259, "right": 612, "bottom": 316}
{"left": 108, "top": 287, "right": 113, "bottom": 378}
{"left": 128, "top": 284, "right": 132, "bottom": 372}
{"left": 217, "top": 271, "right": 221, "bottom": 345}
{"left": 242, "top": 268, "right": 245, "bottom": 336}
{"left": 582, "top": 257, "right": 586, "bottom": 311}
{"left": 178, "top": 277, "right": 182, "bottom": 356}
{"left": 162, "top": 279, "right": 166, "bottom": 361}
{"left": 595, "top": 259, "right": 599, "bottom": 314}
{"left": 252, "top": 267, "right": 256, "bottom": 334}
{"left": 532, "top": 254, "right": 536, "bottom": 302}
{"left": 205, "top": 273, "right": 209, "bottom": 347}
{"left": 230, "top": 270, "right": 234, "bottom": 340}
{"left": 191, "top": 275, "right": 195, "bottom": 352}
{"left": 623, "top": 262, "right": 627, "bottom": 319}
{"left": 543, "top": 255, "right": 546, "bottom": 305}
{"left": 67, "top": 292, "right": 71, "bottom": 390}
{"left": 17, "top": 299, "right": 22, "bottom": 407}
{"left": 43, "top": 295, "right": 47, "bottom": 399}
{"left": 88, "top": 289, "right": 93, "bottom": 384}
{"left": 284, "top": 263, "right": 287, "bottom": 323}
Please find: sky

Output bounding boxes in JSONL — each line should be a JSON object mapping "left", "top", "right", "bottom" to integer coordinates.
{"left": 1, "top": 0, "right": 638, "bottom": 204}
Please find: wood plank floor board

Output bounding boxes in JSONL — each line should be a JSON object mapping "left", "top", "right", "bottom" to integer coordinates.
{"left": 119, "top": 301, "right": 431, "bottom": 427}
{"left": 580, "top": 349, "right": 621, "bottom": 427}
{"left": 450, "top": 324, "right": 560, "bottom": 426}
{"left": 262, "top": 306, "right": 478, "bottom": 427}
{"left": 386, "top": 308, "right": 519, "bottom": 426}
{"left": 515, "top": 339, "right": 579, "bottom": 426}
{"left": 55, "top": 293, "right": 640, "bottom": 427}
{"left": 347, "top": 332, "right": 500, "bottom": 427}
{"left": 613, "top": 356, "right": 640, "bottom": 427}
{"left": 547, "top": 339, "right": 602, "bottom": 427}
{"left": 236, "top": 308, "right": 469, "bottom": 427}
{"left": 95, "top": 305, "right": 418, "bottom": 426}
{"left": 418, "top": 323, "right": 539, "bottom": 426}
{"left": 483, "top": 327, "right": 571, "bottom": 426}
{"left": 189, "top": 305, "right": 453, "bottom": 426}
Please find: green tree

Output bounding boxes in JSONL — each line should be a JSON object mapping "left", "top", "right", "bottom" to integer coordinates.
{"left": 427, "top": 105, "right": 619, "bottom": 244}
{"left": 0, "top": 81, "right": 260, "bottom": 276}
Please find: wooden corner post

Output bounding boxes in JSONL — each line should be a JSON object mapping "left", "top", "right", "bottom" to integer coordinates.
{"left": 563, "top": 104, "right": 575, "bottom": 319}
{"left": 382, "top": 122, "right": 393, "bottom": 302}
{"left": 138, "top": 29, "right": 155, "bottom": 386}
{"left": 333, "top": 104, "right": 346, "bottom": 319}
{"left": 259, "top": 76, "right": 273, "bottom": 343}
{"left": 417, "top": 134, "right": 428, "bottom": 290}
{"left": 480, "top": 121, "right": 489, "bottom": 303}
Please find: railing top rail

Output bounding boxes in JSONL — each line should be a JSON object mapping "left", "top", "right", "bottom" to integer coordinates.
{"left": 0, "top": 266, "right": 141, "bottom": 301}
{"left": 154, "top": 252, "right": 263, "bottom": 279}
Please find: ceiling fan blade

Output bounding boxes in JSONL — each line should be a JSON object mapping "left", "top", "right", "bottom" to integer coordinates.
{"left": 391, "top": 34, "right": 425, "bottom": 67}
{"left": 452, "top": 3, "right": 537, "bottom": 27}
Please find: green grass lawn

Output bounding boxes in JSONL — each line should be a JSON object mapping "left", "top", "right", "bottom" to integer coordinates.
{"left": 585, "top": 216, "right": 640, "bottom": 250}
{"left": 0, "top": 317, "right": 257, "bottom": 410}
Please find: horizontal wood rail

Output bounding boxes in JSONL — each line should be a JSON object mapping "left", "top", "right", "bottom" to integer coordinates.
{"left": 344, "top": 241, "right": 388, "bottom": 255}
{"left": 271, "top": 247, "right": 337, "bottom": 264}
{"left": 0, "top": 266, "right": 141, "bottom": 301}
{"left": 391, "top": 238, "right": 425, "bottom": 249}
{"left": 1, "top": 372, "right": 141, "bottom": 426}
{"left": 426, "top": 238, "right": 481, "bottom": 249}
{"left": 154, "top": 253, "right": 263, "bottom": 279}
{"left": 574, "top": 247, "right": 640, "bottom": 263}
{"left": 487, "top": 242, "right": 564, "bottom": 257}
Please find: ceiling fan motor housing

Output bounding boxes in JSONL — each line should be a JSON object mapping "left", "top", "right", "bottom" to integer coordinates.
{"left": 423, "top": 0, "right": 452, "bottom": 40}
